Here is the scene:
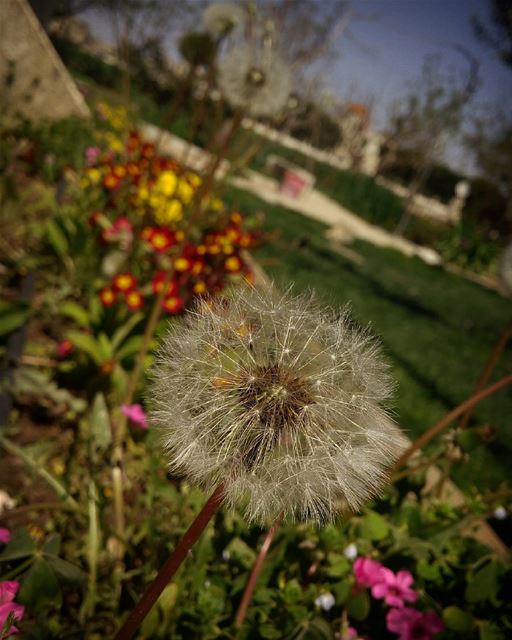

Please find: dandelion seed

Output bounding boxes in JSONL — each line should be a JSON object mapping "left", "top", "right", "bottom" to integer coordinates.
{"left": 150, "top": 285, "right": 407, "bottom": 524}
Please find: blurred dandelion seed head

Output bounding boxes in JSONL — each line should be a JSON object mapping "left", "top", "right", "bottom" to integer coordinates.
{"left": 203, "top": 2, "right": 245, "bottom": 38}
{"left": 218, "top": 46, "right": 292, "bottom": 118}
{"left": 150, "top": 285, "right": 407, "bottom": 524}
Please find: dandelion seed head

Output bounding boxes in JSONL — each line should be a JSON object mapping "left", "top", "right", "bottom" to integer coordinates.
{"left": 150, "top": 285, "right": 407, "bottom": 524}
{"left": 218, "top": 46, "right": 292, "bottom": 118}
{"left": 202, "top": 2, "right": 245, "bottom": 38}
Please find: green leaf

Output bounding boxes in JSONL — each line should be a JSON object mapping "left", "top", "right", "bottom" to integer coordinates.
{"left": 139, "top": 603, "right": 160, "bottom": 638}
{"left": 478, "top": 621, "right": 505, "bottom": 640}
{"left": 326, "top": 553, "right": 350, "bottom": 578}
{"left": 347, "top": 590, "right": 370, "bottom": 621}
{"left": 359, "top": 511, "right": 390, "bottom": 541}
{"left": 157, "top": 583, "right": 179, "bottom": 632}
{"left": 465, "top": 560, "right": 502, "bottom": 606}
{"left": 443, "top": 606, "right": 475, "bottom": 633}
{"left": 111, "top": 312, "right": 143, "bottom": 351}
{"left": 0, "top": 528, "right": 36, "bottom": 561}
{"left": 44, "top": 555, "right": 86, "bottom": 583}
{"left": 67, "top": 330, "right": 103, "bottom": 365}
{"left": 90, "top": 392, "right": 112, "bottom": 452}
{"left": 59, "top": 301, "right": 90, "bottom": 328}
{"left": 97, "top": 332, "right": 113, "bottom": 361}
{"left": 18, "top": 558, "right": 60, "bottom": 611}
{"left": 332, "top": 580, "right": 351, "bottom": 604}
{"left": 417, "top": 559, "right": 441, "bottom": 581}
{"left": 283, "top": 579, "right": 302, "bottom": 604}
{"left": 0, "top": 300, "right": 29, "bottom": 337}
{"left": 224, "top": 537, "right": 256, "bottom": 569}
{"left": 42, "top": 534, "right": 61, "bottom": 557}
{"left": 116, "top": 335, "right": 143, "bottom": 361}
{"left": 46, "top": 220, "right": 68, "bottom": 258}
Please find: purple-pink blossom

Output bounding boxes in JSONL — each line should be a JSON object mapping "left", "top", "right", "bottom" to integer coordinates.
{"left": 387, "top": 607, "right": 444, "bottom": 640}
{"left": 0, "top": 528, "right": 10, "bottom": 544}
{"left": 372, "top": 568, "right": 417, "bottom": 608}
{"left": 353, "top": 557, "right": 385, "bottom": 588}
{"left": 84, "top": 146, "right": 101, "bottom": 166}
{"left": 121, "top": 403, "right": 148, "bottom": 429}
{"left": 0, "top": 581, "right": 24, "bottom": 636}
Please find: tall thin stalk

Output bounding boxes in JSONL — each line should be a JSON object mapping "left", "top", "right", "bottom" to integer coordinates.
{"left": 114, "top": 483, "right": 225, "bottom": 640}
{"left": 458, "top": 318, "right": 512, "bottom": 430}
{"left": 235, "top": 512, "right": 284, "bottom": 629}
{"left": 392, "top": 374, "right": 512, "bottom": 472}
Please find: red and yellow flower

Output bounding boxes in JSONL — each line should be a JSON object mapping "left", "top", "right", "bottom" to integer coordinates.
{"left": 163, "top": 295, "right": 184, "bottom": 314}
{"left": 125, "top": 290, "right": 144, "bottom": 311}
{"left": 152, "top": 271, "right": 178, "bottom": 296}
{"left": 113, "top": 272, "right": 137, "bottom": 293}
{"left": 99, "top": 286, "right": 116, "bottom": 307}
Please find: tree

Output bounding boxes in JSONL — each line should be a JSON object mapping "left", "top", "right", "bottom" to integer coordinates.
{"left": 381, "top": 49, "right": 479, "bottom": 234}
{"left": 465, "top": 109, "right": 512, "bottom": 232}
{"left": 472, "top": 0, "right": 512, "bottom": 69}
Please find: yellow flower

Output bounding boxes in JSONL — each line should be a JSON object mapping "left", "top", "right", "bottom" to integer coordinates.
{"left": 137, "top": 185, "right": 150, "bottom": 201}
{"left": 187, "top": 173, "right": 202, "bottom": 187}
{"left": 177, "top": 179, "right": 195, "bottom": 204}
{"left": 86, "top": 168, "right": 101, "bottom": 184}
{"left": 211, "top": 198, "right": 224, "bottom": 211}
{"left": 157, "top": 171, "right": 178, "bottom": 197}
{"left": 165, "top": 199, "right": 183, "bottom": 222}
{"left": 80, "top": 177, "right": 89, "bottom": 188}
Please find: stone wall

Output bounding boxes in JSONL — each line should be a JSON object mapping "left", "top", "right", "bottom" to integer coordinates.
{"left": 0, "top": 0, "right": 90, "bottom": 121}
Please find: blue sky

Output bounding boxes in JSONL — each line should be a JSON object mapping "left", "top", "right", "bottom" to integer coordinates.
{"left": 84, "top": 0, "right": 511, "bottom": 173}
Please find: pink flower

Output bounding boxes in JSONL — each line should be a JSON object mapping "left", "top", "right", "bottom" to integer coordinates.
{"left": 372, "top": 568, "right": 417, "bottom": 608}
{"left": 85, "top": 146, "right": 101, "bottom": 166}
{"left": 121, "top": 404, "right": 148, "bottom": 429}
{"left": 0, "top": 581, "right": 24, "bottom": 636}
{"left": 346, "top": 628, "right": 358, "bottom": 640}
{"left": 353, "top": 557, "right": 385, "bottom": 587}
{"left": 387, "top": 608, "right": 444, "bottom": 640}
{"left": 0, "top": 528, "right": 10, "bottom": 544}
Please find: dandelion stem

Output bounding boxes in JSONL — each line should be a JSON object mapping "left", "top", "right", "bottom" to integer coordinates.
{"left": 234, "top": 512, "right": 284, "bottom": 629}
{"left": 114, "top": 483, "right": 225, "bottom": 640}
{"left": 458, "top": 317, "right": 512, "bottom": 430}
{"left": 393, "top": 374, "right": 512, "bottom": 471}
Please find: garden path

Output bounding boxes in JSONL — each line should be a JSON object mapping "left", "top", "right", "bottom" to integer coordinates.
{"left": 140, "top": 122, "right": 442, "bottom": 266}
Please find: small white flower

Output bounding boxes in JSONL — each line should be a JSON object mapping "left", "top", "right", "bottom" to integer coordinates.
{"left": 494, "top": 506, "right": 507, "bottom": 520}
{"left": 315, "top": 592, "right": 336, "bottom": 611}
{"left": 222, "top": 549, "right": 231, "bottom": 561}
{"left": 344, "top": 543, "right": 358, "bottom": 560}
{"left": 0, "top": 490, "right": 16, "bottom": 515}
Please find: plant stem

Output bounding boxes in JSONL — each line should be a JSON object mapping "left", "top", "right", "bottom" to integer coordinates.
{"left": 458, "top": 317, "right": 512, "bottom": 430}
{"left": 234, "top": 512, "right": 284, "bottom": 629}
{"left": 114, "top": 483, "right": 225, "bottom": 640}
{"left": 80, "top": 480, "right": 99, "bottom": 624}
{"left": 392, "top": 374, "right": 512, "bottom": 472}
{"left": 0, "top": 435, "right": 79, "bottom": 510}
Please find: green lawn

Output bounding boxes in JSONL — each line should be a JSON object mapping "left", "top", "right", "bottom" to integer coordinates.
{"left": 225, "top": 186, "right": 512, "bottom": 491}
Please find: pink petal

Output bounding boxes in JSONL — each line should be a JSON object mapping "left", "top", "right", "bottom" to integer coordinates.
{"left": 0, "top": 582, "right": 19, "bottom": 606}
{"left": 371, "top": 583, "right": 388, "bottom": 599}
{"left": 0, "top": 529, "right": 10, "bottom": 544}
{"left": 0, "top": 602, "right": 24, "bottom": 635}
{"left": 396, "top": 570, "right": 414, "bottom": 588}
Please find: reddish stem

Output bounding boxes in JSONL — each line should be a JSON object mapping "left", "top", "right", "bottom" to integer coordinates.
{"left": 115, "top": 483, "right": 225, "bottom": 640}
{"left": 458, "top": 317, "right": 512, "bottom": 430}
{"left": 234, "top": 512, "right": 284, "bottom": 629}
{"left": 392, "top": 374, "right": 512, "bottom": 472}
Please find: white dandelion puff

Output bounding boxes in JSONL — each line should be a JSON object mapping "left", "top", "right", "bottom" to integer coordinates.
{"left": 203, "top": 2, "right": 245, "bottom": 38}
{"left": 217, "top": 46, "right": 292, "bottom": 118}
{"left": 150, "top": 285, "right": 407, "bottom": 525}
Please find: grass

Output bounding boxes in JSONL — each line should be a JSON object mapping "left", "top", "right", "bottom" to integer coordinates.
{"left": 224, "top": 186, "right": 512, "bottom": 491}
